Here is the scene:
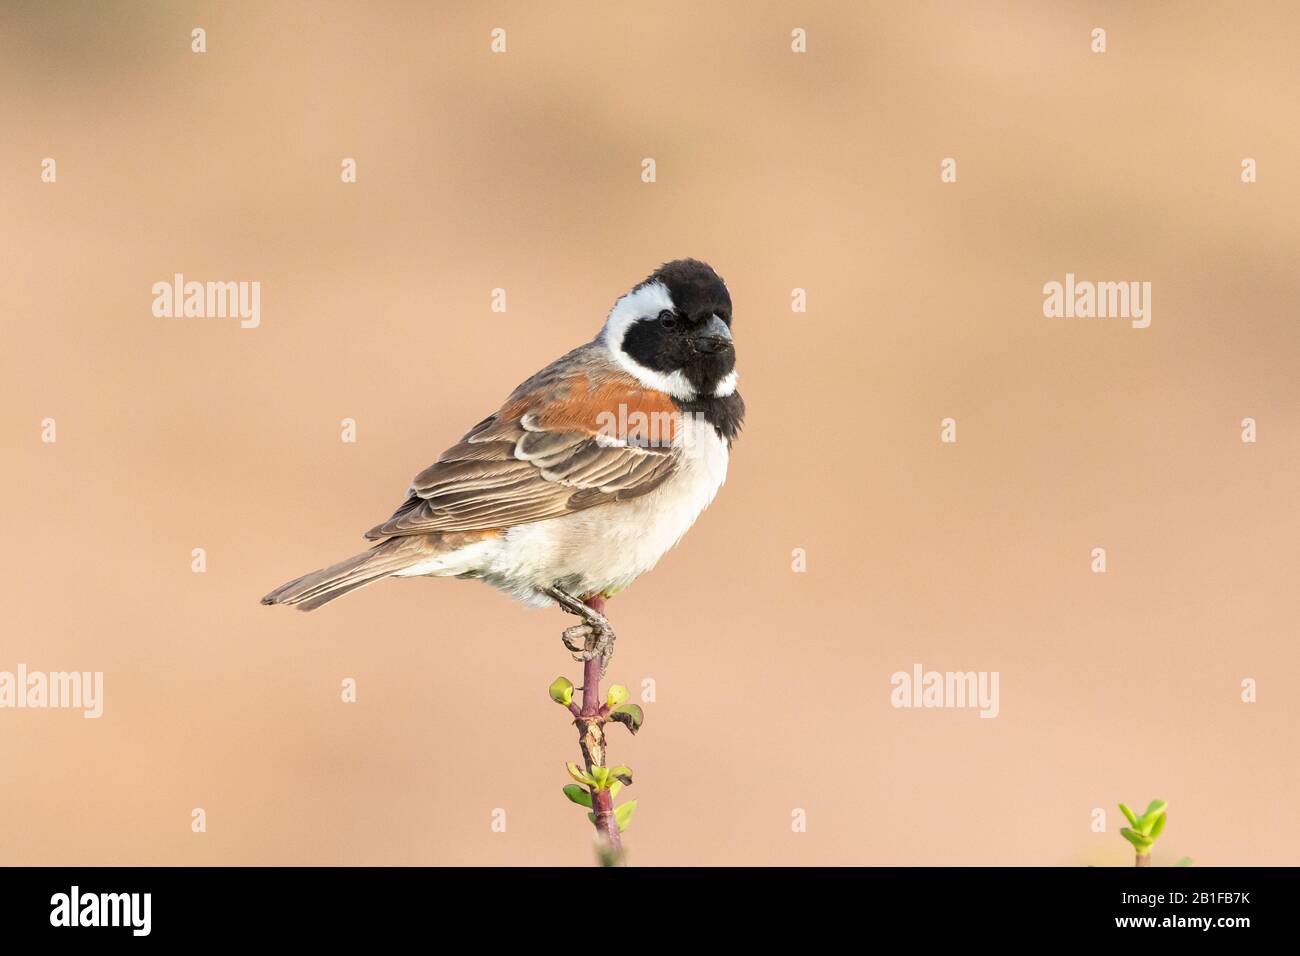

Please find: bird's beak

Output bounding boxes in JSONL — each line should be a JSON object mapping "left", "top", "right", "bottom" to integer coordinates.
{"left": 692, "top": 314, "right": 733, "bottom": 354}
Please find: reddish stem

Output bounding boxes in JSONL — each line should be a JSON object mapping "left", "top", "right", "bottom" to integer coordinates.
{"left": 578, "top": 595, "right": 621, "bottom": 857}
{"left": 579, "top": 595, "right": 607, "bottom": 717}
{"left": 581, "top": 651, "right": 603, "bottom": 716}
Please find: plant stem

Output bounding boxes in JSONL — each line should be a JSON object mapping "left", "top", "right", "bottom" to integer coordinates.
{"left": 1135, "top": 853, "right": 1151, "bottom": 867}
{"left": 576, "top": 596, "right": 621, "bottom": 858}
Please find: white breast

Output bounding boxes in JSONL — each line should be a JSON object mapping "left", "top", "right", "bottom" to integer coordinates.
{"left": 481, "top": 415, "right": 730, "bottom": 604}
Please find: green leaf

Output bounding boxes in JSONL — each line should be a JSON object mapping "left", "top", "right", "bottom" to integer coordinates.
{"left": 562, "top": 784, "right": 593, "bottom": 809}
{"left": 1118, "top": 803, "right": 1138, "bottom": 827}
{"left": 614, "top": 800, "right": 638, "bottom": 832}
{"left": 591, "top": 766, "right": 611, "bottom": 790}
{"left": 548, "top": 677, "right": 574, "bottom": 707}
{"left": 567, "top": 762, "right": 596, "bottom": 787}
{"left": 1133, "top": 806, "right": 1164, "bottom": 837}
{"left": 609, "top": 703, "right": 644, "bottom": 735}
{"left": 1144, "top": 799, "right": 1168, "bottom": 819}
{"left": 610, "top": 780, "right": 624, "bottom": 799}
{"left": 609, "top": 765, "right": 634, "bottom": 787}
{"left": 606, "top": 684, "right": 630, "bottom": 708}
{"left": 1149, "top": 812, "right": 1166, "bottom": 840}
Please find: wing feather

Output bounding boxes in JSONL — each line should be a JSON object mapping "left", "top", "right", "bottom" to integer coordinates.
{"left": 365, "top": 351, "right": 681, "bottom": 541}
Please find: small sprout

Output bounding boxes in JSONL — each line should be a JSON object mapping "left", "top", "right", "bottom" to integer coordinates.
{"left": 614, "top": 800, "right": 638, "bottom": 832}
{"left": 562, "top": 784, "right": 593, "bottom": 809}
{"left": 606, "top": 684, "right": 630, "bottom": 708}
{"left": 1176, "top": 856, "right": 1194, "bottom": 867}
{"left": 568, "top": 763, "right": 632, "bottom": 793}
{"left": 549, "top": 677, "right": 574, "bottom": 707}
{"left": 1119, "top": 799, "right": 1169, "bottom": 861}
{"left": 609, "top": 703, "right": 644, "bottom": 735}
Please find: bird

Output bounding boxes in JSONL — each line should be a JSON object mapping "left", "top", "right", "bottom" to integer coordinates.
{"left": 261, "top": 258, "right": 744, "bottom": 666}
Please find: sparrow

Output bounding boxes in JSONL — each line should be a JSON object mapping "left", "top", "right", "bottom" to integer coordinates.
{"left": 262, "top": 259, "right": 744, "bottom": 665}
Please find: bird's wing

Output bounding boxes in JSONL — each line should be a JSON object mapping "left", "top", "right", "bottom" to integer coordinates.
{"left": 364, "top": 354, "right": 682, "bottom": 540}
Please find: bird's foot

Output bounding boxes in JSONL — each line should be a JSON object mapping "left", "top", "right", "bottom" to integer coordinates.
{"left": 546, "top": 587, "right": 617, "bottom": 675}
{"left": 561, "top": 621, "right": 616, "bottom": 670}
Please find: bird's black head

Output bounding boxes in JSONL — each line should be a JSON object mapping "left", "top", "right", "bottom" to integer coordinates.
{"left": 604, "top": 259, "right": 736, "bottom": 400}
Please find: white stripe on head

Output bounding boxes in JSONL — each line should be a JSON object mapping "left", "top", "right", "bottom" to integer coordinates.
{"left": 601, "top": 280, "right": 697, "bottom": 400}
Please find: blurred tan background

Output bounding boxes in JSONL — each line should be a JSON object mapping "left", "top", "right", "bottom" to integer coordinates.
{"left": 1, "top": 0, "right": 1297, "bottom": 866}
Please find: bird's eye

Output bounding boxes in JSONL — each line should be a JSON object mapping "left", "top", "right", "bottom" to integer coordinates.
{"left": 657, "top": 310, "right": 678, "bottom": 330}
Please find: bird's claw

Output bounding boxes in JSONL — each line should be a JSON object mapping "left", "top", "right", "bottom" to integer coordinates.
{"left": 562, "top": 623, "right": 592, "bottom": 656}
{"left": 545, "top": 586, "right": 617, "bottom": 675}
{"left": 562, "top": 622, "right": 616, "bottom": 674}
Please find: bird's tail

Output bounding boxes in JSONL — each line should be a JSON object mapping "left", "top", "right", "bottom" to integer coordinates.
{"left": 261, "top": 537, "right": 428, "bottom": 611}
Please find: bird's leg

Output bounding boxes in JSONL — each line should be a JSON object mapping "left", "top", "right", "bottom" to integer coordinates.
{"left": 544, "top": 586, "right": 617, "bottom": 675}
